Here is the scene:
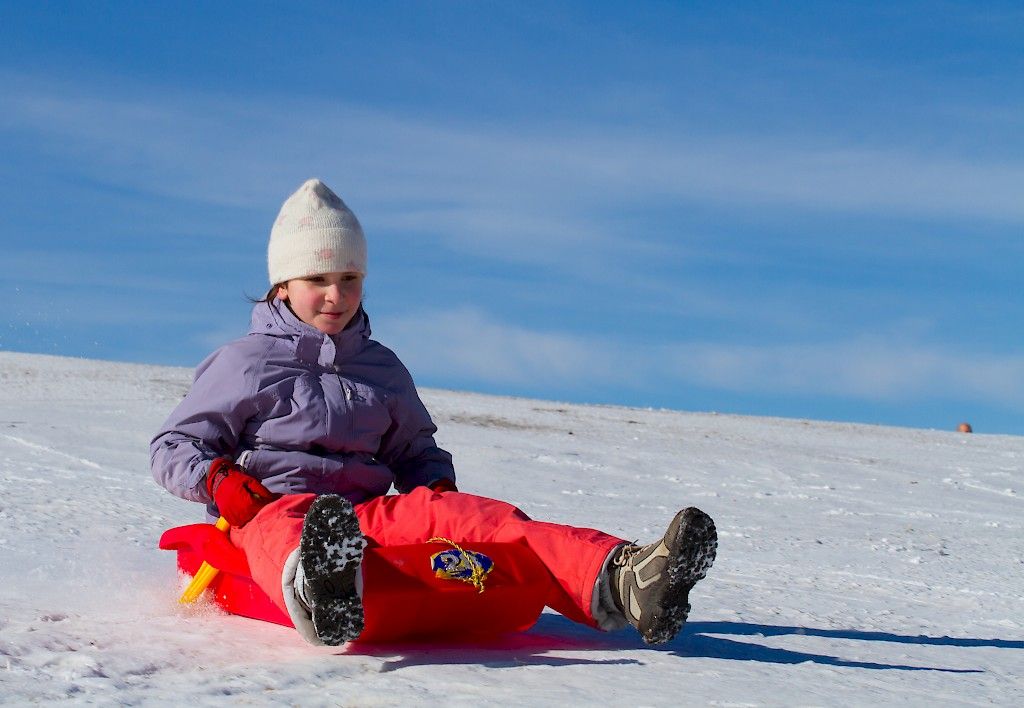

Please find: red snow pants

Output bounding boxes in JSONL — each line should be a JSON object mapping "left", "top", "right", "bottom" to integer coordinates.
{"left": 230, "top": 487, "right": 624, "bottom": 627}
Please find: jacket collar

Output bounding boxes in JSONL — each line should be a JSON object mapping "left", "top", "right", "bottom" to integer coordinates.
{"left": 249, "top": 299, "right": 370, "bottom": 366}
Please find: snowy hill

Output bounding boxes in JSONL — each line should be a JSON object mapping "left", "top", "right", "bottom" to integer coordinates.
{"left": 0, "top": 350, "right": 1021, "bottom": 705}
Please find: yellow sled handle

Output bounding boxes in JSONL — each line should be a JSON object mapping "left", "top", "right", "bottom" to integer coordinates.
{"left": 178, "top": 517, "right": 231, "bottom": 604}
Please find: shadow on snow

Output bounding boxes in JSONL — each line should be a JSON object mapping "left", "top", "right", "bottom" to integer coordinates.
{"left": 345, "top": 614, "right": 1010, "bottom": 673}
{"left": 689, "top": 621, "right": 1023, "bottom": 650}
{"left": 678, "top": 621, "right": 992, "bottom": 673}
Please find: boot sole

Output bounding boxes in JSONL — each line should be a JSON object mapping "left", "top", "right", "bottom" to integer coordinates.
{"left": 639, "top": 507, "right": 718, "bottom": 645}
{"left": 300, "top": 495, "right": 366, "bottom": 645}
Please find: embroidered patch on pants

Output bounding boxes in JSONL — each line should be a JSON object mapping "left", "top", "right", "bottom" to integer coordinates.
{"left": 429, "top": 540, "right": 494, "bottom": 593}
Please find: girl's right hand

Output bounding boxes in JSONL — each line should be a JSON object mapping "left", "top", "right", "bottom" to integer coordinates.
{"left": 205, "top": 457, "right": 280, "bottom": 526}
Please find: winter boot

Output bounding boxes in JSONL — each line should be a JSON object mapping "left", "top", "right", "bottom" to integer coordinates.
{"left": 296, "top": 494, "right": 367, "bottom": 645}
{"left": 610, "top": 507, "right": 717, "bottom": 645}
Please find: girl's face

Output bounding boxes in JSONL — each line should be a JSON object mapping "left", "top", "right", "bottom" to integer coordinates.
{"left": 277, "top": 271, "right": 364, "bottom": 335}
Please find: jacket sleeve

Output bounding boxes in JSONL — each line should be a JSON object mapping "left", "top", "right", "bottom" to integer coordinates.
{"left": 150, "top": 343, "right": 263, "bottom": 503}
{"left": 377, "top": 362, "right": 455, "bottom": 494}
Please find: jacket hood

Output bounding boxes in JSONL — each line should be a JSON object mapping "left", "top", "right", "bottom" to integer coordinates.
{"left": 248, "top": 299, "right": 371, "bottom": 366}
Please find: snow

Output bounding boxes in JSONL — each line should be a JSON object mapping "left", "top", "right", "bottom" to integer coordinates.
{"left": 0, "top": 350, "right": 1022, "bottom": 705}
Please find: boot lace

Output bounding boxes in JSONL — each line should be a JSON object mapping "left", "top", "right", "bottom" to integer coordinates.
{"left": 611, "top": 542, "right": 641, "bottom": 568}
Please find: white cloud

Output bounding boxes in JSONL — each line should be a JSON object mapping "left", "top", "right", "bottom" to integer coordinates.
{"left": 4, "top": 71, "right": 1021, "bottom": 413}
{"left": 662, "top": 339, "right": 1024, "bottom": 405}
{"left": 4, "top": 70, "right": 1024, "bottom": 251}
{"left": 376, "top": 306, "right": 1024, "bottom": 408}
{"left": 375, "top": 306, "right": 620, "bottom": 388}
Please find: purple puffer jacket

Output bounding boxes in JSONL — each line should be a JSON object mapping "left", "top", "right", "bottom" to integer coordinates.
{"left": 151, "top": 299, "right": 455, "bottom": 519}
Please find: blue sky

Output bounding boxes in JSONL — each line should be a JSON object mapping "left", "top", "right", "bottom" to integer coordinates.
{"left": 1, "top": 2, "right": 1022, "bottom": 434}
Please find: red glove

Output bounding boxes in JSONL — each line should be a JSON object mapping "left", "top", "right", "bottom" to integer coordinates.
{"left": 429, "top": 477, "right": 458, "bottom": 493}
{"left": 205, "top": 457, "right": 279, "bottom": 527}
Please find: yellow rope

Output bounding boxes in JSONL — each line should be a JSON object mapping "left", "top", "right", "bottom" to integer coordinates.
{"left": 428, "top": 536, "right": 488, "bottom": 593}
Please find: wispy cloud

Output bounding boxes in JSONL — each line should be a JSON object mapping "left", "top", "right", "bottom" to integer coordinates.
{"left": 7, "top": 70, "right": 1017, "bottom": 397}
{"left": 379, "top": 307, "right": 1024, "bottom": 408}
{"left": 4, "top": 70, "right": 1024, "bottom": 248}
{"left": 663, "top": 339, "right": 1024, "bottom": 405}
{"left": 377, "top": 306, "right": 619, "bottom": 389}
{"left": 1, "top": 11, "right": 1020, "bottom": 432}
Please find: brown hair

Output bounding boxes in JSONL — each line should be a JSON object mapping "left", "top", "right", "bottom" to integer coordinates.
{"left": 245, "top": 282, "right": 368, "bottom": 311}
{"left": 247, "top": 284, "right": 282, "bottom": 305}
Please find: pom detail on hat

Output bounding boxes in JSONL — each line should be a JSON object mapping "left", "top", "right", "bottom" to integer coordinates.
{"left": 267, "top": 179, "right": 367, "bottom": 285}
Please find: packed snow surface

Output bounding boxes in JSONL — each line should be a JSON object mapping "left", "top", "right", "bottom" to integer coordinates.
{"left": 0, "top": 351, "right": 1021, "bottom": 705}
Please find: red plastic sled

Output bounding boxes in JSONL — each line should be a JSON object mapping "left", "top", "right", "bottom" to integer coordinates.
{"left": 159, "top": 524, "right": 549, "bottom": 642}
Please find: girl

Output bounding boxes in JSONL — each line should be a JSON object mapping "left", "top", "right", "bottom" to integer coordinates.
{"left": 151, "top": 179, "right": 717, "bottom": 646}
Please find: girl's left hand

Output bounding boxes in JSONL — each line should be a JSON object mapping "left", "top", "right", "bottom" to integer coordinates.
{"left": 428, "top": 478, "right": 458, "bottom": 493}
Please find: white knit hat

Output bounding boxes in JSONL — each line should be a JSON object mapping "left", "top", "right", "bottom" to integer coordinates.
{"left": 267, "top": 178, "right": 367, "bottom": 285}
